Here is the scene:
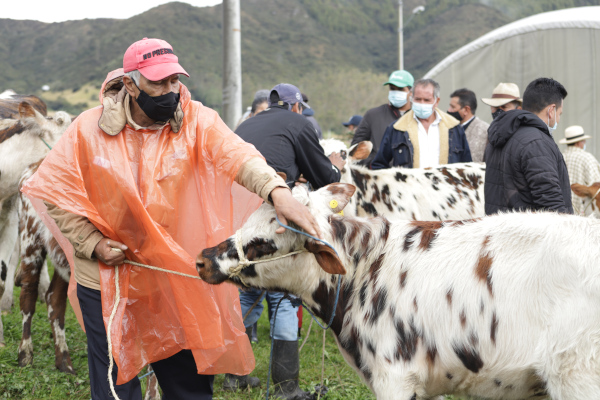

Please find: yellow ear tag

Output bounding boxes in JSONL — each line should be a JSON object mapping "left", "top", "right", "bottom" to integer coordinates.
{"left": 329, "top": 200, "right": 338, "bottom": 209}
{"left": 337, "top": 210, "right": 344, "bottom": 216}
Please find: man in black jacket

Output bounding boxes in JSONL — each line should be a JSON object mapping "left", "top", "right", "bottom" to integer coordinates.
{"left": 231, "top": 83, "right": 343, "bottom": 399}
{"left": 484, "top": 77, "right": 573, "bottom": 215}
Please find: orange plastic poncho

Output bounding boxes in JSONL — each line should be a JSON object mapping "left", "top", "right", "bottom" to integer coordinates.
{"left": 21, "top": 69, "right": 263, "bottom": 383}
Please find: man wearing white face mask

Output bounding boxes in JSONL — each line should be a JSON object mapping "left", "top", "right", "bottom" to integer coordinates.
{"left": 351, "top": 70, "right": 414, "bottom": 166}
{"left": 560, "top": 125, "right": 600, "bottom": 215}
{"left": 484, "top": 77, "right": 573, "bottom": 215}
{"left": 371, "top": 78, "right": 472, "bottom": 170}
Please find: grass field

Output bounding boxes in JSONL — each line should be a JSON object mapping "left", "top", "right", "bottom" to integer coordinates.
{"left": 0, "top": 266, "right": 377, "bottom": 399}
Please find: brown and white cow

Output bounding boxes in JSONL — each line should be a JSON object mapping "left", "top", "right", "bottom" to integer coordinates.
{"left": 320, "top": 139, "right": 485, "bottom": 220}
{"left": 571, "top": 182, "right": 600, "bottom": 217}
{"left": 15, "top": 162, "right": 74, "bottom": 373}
{"left": 197, "top": 183, "right": 600, "bottom": 400}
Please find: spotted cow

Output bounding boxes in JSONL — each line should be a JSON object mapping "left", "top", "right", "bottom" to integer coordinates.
{"left": 320, "top": 139, "right": 485, "bottom": 220}
{"left": 570, "top": 183, "right": 600, "bottom": 217}
{"left": 197, "top": 183, "right": 600, "bottom": 400}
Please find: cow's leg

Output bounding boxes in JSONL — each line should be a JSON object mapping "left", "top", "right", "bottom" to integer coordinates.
{"left": 0, "top": 259, "right": 6, "bottom": 346}
{"left": 17, "top": 246, "right": 46, "bottom": 367}
{"left": 143, "top": 366, "right": 161, "bottom": 400}
{"left": 0, "top": 195, "right": 19, "bottom": 312}
{"left": 46, "top": 268, "right": 74, "bottom": 374}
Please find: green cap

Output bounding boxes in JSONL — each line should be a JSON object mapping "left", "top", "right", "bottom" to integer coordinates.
{"left": 383, "top": 70, "right": 414, "bottom": 88}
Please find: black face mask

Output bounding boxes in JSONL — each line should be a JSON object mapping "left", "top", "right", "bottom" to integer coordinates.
{"left": 491, "top": 108, "right": 505, "bottom": 120}
{"left": 447, "top": 110, "right": 462, "bottom": 121}
{"left": 134, "top": 84, "right": 180, "bottom": 123}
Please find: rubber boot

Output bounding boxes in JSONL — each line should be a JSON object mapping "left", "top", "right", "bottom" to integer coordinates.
{"left": 222, "top": 326, "right": 260, "bottom": 391}
{"left": 251, "top": 321, "right": 258, "bottom": 343}
{"left": 272, "top": 339, "right": 314, "bottom": 400}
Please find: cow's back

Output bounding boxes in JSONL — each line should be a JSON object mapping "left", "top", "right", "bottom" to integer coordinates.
{"left": 0, "top": 95, "right": 47, "bottom": 119}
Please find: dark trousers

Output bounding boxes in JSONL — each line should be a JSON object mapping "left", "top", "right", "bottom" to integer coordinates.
{"left": 77, "top": 284, "right": 214, "bottom": 400}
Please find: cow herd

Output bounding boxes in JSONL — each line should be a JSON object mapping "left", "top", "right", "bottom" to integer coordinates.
{"left": 1, "top": 95, "right": 600, "bottom": 399}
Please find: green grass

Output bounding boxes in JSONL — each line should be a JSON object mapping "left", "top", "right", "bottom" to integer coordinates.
{"left": 0, "top": 270, "right": 375, "bottom": 399}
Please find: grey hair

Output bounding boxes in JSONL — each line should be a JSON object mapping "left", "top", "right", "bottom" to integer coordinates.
{"left": 125, "top": 70, "right": 141, "bottom": 85}
{"left": 413, "top": 78, "right": 440, "bottom": 99}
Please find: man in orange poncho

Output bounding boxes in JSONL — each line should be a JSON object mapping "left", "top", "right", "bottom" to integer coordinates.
{"left": 21, "top": 38, "right": 323, "bottom": 400}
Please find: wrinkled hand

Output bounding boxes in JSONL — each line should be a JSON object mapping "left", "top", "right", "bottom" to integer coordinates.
{"left": 93, "top": 238, "right": 128, "bottom": 266}
{"left": 328, "top": 152, "right": 345, "bottom": 172}
{"left": 270, "top": 187, "right": 322, "bottom": 239}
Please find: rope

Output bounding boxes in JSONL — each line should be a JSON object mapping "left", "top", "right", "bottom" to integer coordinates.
{"left": 243, "top": 289, "right": 267, "bottom": 322}
{"left": 39, "top": 136, "right": 53, "bottom": 150}
{"left": 104, "top": 214, "right": 343, "bottom": 400}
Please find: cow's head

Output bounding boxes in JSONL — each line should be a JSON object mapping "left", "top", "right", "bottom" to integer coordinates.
{"left": 196, "top": 183, "right": 355, "bottom": 296}
{"left": 571, "top": 182, "right": 600, "bottom": 215}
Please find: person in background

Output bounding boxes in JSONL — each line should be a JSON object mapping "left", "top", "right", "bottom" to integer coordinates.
{"left": 235, "top": 89, "right": 270, "bottom": 128}
{"left": 371, "top": 78, "right": 471, "bottom": 170}
{"left": 484, "top": 77, "right": 572, "bottom": 215}
{"left": 342, "top": 115, "right": 363, "bottom": 135}
{"left": 447, "top": 88, "right": 489, "bottom": 162}
{"left": 231, "top": 83, "right": 344, "bottom": 399}
{"left": 301, "top": 93, "right": 322, "bottom": 139}
{"left": 351, "top": 70, "right": 414, "bottom": 165}
{"left": 560, "top": 125, "right": 600, "bottom": 215}
{"left": 481, "top": 82, "right": 522, "bottom": 121}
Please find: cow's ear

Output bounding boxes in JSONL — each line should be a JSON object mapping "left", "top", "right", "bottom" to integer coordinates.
{"left": 276, "top": 171, "right": 287, "bottom": 181}
{"left": 304, "top": 240, "right": 346, "bottom": 275}
{"left": 571, "top": 183, "right": 597, "bottom": 198}
{"left": 18, "top": 102, "right": 37, "bottom": 120}
{"left": 323, "top": 183, "right": 355, "bottom": 213}
{"left": 348, "top": 141, "right": 372, "bottom": 161}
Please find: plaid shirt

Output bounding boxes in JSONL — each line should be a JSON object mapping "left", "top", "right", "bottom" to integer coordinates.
{"left": 562, "top": 146, "right": 600, "bottom": 215}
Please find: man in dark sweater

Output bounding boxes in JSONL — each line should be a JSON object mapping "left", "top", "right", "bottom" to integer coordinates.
{"left": 231, "top": 83, "right": 343, "bottom": 399}
{"left": 484, "top": 77, "right": 573, "bottom": 215}
{"left": 351, "top": 70, "right": 414, "bottom": 166}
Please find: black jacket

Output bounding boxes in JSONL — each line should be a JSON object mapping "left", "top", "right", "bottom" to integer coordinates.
{"left": 351, "top": 104, "right": 403, "bottom": 166}
{"left": 235, "top": 105, "right": 340, "bottom": 189}
{"left": 484, "top": 110, "right": 573, "bottom": 215}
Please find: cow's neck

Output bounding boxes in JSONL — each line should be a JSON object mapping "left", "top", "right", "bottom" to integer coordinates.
{"left": 304, "top": 215, "right": 391, "bottom": 337}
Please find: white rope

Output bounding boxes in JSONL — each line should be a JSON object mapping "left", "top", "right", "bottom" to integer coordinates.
{"left": 105, "top": 230, "right": 307, "bottom": 399}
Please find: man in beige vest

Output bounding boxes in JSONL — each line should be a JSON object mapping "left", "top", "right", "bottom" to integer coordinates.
{"left": 371, "top": 79, "right": 472, "bottom": 170}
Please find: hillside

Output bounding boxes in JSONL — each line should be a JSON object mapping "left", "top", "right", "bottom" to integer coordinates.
{"left": 0, "top": 0, "right": 596, "bottom": 132}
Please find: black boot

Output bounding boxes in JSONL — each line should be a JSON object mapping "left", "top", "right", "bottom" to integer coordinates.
{"left": 272, "top": 339, "right": 316, "bottom": 400}
{"left": 251, "top": 322, "right": 258, "bottom": 343}
{"left": 222, "top": 326, "right": 261, "bottom": 391}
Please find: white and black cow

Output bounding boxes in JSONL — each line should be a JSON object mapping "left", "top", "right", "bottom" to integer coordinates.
{"left": 197, "top": 183, "right": 600, "bottom": 400}
{"left": 320, "top": 139, "right": 485, "bottom": 220}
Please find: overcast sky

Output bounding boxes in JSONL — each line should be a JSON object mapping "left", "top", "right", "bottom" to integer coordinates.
{"left": 4, "top": 1, "right": 223, "bottom": 23}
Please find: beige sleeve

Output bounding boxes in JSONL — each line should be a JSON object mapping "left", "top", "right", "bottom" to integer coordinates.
{"left": 44, "top": 201, "right": 104, "bottom": 260}
{"left": 235, "top": 156, "right": 290, "bottom": 203}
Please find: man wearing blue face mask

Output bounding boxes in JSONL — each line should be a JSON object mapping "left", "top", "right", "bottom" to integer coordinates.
{"left": 371, "top": 78, "right": 472, "bottom": 170}
{"left": 351, "top": 70, "right": 414, "bottom": 166}
{"left": 484, "top": 77, "right": 573, "bottom": 215}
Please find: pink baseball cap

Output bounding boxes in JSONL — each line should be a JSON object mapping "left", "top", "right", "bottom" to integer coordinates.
{"left": 123, "top": 37, "right": 189, "bottom": 81}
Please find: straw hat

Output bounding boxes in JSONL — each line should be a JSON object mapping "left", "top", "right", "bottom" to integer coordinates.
{"left": 559, "top": 125, "right": 591, "bottom": 144}
{"left": 481, "top": 83, "right": 523, "bottom": 107}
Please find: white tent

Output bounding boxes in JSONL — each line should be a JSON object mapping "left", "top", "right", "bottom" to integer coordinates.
{"left": 424, "top": 6, "right": 600, "bottom": 156}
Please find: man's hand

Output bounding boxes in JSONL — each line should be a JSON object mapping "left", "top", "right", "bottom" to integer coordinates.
{"left": 328, "top": 152, "right": 345, "bottom": 172}
{"left": 294, "top": 175, "right": 308, "bottom": 186}
{"left": 270, "top": 187, "right": 322, "bottom": 239}
{"left": 93, "top": 238, "right": 128, "bottom": 266}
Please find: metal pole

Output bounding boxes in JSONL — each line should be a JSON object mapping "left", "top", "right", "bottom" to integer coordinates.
{"left": 398, "top": 0, "right": 403, "bottom": 70}
{"left": 222, "top": 0, "right": 242, "bottom": 129}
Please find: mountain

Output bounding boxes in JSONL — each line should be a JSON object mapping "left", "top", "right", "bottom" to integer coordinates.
{"left": 0, "top": 0, "right": 595, "bottom": 133}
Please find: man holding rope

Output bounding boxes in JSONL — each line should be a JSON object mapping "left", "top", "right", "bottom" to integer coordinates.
{"left": 21, "top": 38, "right": 322, "bottom": 400}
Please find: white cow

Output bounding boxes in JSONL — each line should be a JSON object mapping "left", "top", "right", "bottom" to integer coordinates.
{"left": 197, "top": 183, "right": 600, "bottom": 400}
{"left": 321, "top": 139, "right": 485, "bottom": 220}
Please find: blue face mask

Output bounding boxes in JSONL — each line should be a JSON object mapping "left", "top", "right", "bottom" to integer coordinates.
{"left": 388, "top": 91, "right": 408, "bottom": 108}
{"left": 412, "top": 102, "right": 435, "bottom": 119}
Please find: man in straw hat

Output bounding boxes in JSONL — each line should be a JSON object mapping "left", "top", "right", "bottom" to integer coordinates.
{"left": 560, "top": 125, "right": 600, "bottom": 215}
{"left": 481, "top": 82, "right": 523, "bottom": 121}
